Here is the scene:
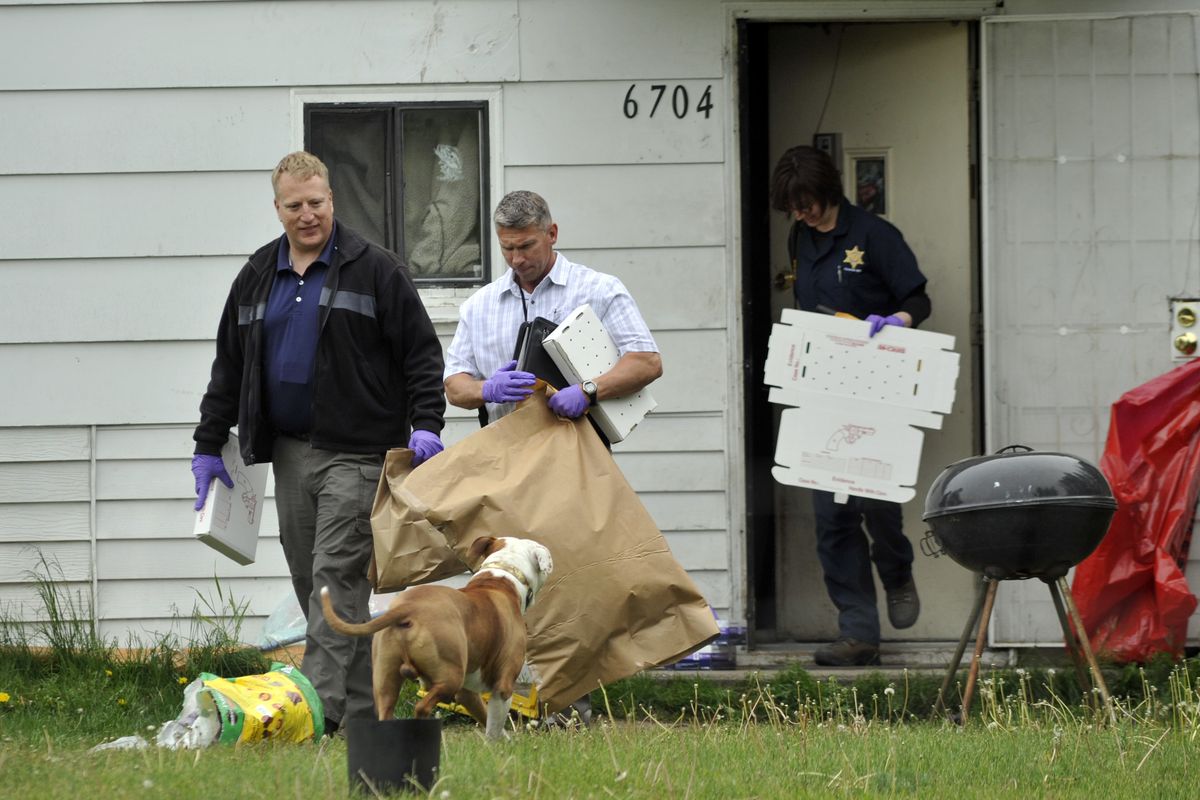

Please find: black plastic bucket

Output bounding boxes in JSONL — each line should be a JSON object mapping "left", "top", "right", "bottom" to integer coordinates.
{"left": 346, "top": 718, "right": 441, "bottom": 795}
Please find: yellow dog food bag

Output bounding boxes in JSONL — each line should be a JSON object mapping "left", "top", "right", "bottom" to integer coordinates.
{"left": 200, "top": 662, "right": 324, "bottom": 744}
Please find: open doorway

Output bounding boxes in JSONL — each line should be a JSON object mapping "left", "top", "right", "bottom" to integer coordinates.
{"left": 739, "top": 19, "right": 982, "bottom": 647}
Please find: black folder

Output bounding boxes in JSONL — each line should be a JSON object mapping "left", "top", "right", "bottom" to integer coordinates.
{"left": 497, "top": 316, "right": 612, "bottom": 449}
{"left": 513, "top": 316, "right": 569, "bottom": 389}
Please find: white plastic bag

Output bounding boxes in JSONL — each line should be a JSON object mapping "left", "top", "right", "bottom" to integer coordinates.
{"left": 257, "top": 591, "right": 396, "bottom": 649}
{"left": 155, "top": 678, "right": 221, "bottom": 750}
{"left": 89, "top": 735, "right": 150, "bottom": 753}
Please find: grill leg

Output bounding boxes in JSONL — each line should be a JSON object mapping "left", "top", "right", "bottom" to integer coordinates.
{"left": 959, "top": 579, "right": 999, "bottom": 725}
{"left": 1056, "top": 576, "right": 1117, "bottom": 726}
{"left": 935, "top": 577, "right": 991, "bottom": 718}
{"left": 1046, "top": 577, "right": 1095, "bottom": 701}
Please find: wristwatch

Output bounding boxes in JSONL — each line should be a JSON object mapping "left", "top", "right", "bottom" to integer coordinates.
{"left": 581, "top": 379, "right": 599, "bottom": 405}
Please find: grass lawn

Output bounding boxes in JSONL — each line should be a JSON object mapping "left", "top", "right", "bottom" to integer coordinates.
{"left": 3, "top": 571, "right": 1199, "bottom": 798}
{"left": 4, "top": 647, "right": 1200, "bottom": 799}
{"left": 2, "top": 717, "right": 1199, "bottom": 798}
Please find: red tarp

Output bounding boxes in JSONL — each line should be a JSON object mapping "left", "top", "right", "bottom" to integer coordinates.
{"left": 1072, "top": 358, "right": 1200, "bottom": 662}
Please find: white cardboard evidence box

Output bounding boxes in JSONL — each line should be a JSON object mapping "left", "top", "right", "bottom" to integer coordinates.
{"left": 765, "top": 309, "right": 960, "bottom": 503}
{"left": 542, "top": 303, "right": 657, "bottom": 443}
{"left": 193, "top": 433, "right": 269, "bottom": 565}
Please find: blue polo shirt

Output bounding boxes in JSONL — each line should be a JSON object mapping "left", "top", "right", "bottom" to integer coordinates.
{"left": 790, "top": 199, "right": 926, "bottom": 319}
{"left": 264, "top": 224, "right": 336, "bottom": 436}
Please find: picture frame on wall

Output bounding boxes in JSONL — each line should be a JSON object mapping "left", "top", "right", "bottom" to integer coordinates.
{"left": 845, "top": 148, "right": 890, "bottom": 217}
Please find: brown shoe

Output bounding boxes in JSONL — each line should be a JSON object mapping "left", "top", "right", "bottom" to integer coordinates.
{"left": 814, "top": 638, "right": 881, "bottom": 667}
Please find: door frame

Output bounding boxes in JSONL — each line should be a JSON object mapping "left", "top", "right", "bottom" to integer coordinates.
{"left": 724, "top": 2, "right": 991, "bottom": 644}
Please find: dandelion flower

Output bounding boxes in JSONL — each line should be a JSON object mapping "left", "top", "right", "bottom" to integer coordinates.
{"left": 118, "top": 698, "right": 127, "bottom": 706}
{"left": 884, "top": 687, "right": 895, "bottom": 697}
{"left": 0, "top": 692, "right": 9, "bottom": 703}
{"left": 177, "top": 676, "right": 189, "bottom": 685}
{"left": 105, "top": 669, "right": 113, "bottom": 677}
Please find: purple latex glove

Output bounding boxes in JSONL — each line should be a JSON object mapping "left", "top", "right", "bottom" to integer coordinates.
{"left": 481, "top": 360, "right": 536, "bottom": 404}
{"left": 191, "top": 454, "right": 233, "bottom": 511}
{"left": 548, "top": 384, "right": 591, "bottom": 419}
{"left": 866, "top": 314, "right": 905, "bottom": 338}
{"left": 408, "top": 430, "right": 444, "bottom": 466}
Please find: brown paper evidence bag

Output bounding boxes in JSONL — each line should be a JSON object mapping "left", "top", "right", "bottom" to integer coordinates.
{"left": 368, "top": 386, "right": 719, "bottom": 712}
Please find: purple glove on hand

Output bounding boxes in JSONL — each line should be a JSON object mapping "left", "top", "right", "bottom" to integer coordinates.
{"left": 191, "top": 454, "right": 233, "bottom": 512}
{"left": 548, "top": 384, "right": 591, "bottom": 419}
{"left": 481, "top": 360, "right": 536, "bottom": 404}
{"left": 866, "top": 314, "right": 905, "bottom": 338}
{"left": 408, "top": 430, "right": 444, "bottom": 466}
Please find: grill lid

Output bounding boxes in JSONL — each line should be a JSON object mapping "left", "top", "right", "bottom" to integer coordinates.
{"left": 923, "top": 446, "right": 1117, "bottom": 520}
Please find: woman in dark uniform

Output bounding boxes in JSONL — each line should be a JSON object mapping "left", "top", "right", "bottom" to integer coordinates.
{"left": 770, "top": 145, "right": 929, "bottom": 666}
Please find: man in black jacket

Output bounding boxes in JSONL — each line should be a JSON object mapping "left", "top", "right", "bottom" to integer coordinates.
{"left": 190, "top": 151, "right": 446, "bottom": 733}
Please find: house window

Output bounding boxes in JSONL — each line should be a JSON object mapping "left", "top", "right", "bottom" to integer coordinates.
{"left": 305, "top": 102, "right": 489, "bottom": 285}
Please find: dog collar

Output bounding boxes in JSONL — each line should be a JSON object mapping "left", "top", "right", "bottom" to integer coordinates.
{"left": 478, "top": 561, "right": 534, "bottom": 611}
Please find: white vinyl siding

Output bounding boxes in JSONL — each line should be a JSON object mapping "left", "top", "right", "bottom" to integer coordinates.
{"left": 0, "top": 2, "right": 521, "bottom": 90}
{"left": 0, "top": 0, "right": 734, "bottom": 645}
{"left": 0, "top": 414, "right": 729, "bottom": 643}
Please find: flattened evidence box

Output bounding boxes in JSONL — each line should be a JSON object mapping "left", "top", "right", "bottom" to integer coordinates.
{"left": 764, "top": 309, "right": 960, "bottom": 503}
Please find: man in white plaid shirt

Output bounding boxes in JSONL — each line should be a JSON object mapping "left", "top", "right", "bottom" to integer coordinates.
{"left": 443, "top": 190, "right": 662, "bottom": 727}
{"left": 444, "top": 190, "right": 662, "bottom": 425}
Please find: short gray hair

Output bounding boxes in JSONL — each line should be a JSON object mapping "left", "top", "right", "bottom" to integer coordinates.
{"left": 493, "top": 190, "right": 553, "bottom": 231}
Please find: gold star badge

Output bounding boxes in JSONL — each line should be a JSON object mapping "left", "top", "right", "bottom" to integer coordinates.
{"left": 843, "top": 246, "right": 865, "bottom": 269}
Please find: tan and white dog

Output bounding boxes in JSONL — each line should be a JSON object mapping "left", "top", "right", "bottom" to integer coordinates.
{"left": 320, "top": 535, "right": 553, "bottom": 740}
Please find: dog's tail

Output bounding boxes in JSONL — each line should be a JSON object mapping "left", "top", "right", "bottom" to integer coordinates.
{"left": 319, "top": 586, "right": 406, "bottom": 637}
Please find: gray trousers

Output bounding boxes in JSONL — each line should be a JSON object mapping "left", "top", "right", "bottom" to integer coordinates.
{"left": 272, "top": 436, "right": 381, "bottom": 724}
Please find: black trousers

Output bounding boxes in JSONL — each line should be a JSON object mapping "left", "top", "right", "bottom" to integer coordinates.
{"left": 811, "top": 490, "right": 914, "bottom": 644}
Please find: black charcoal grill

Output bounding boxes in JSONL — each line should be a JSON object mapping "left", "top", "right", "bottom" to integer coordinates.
{"left": 922, "top": 446, "right": 1119, "bottom": 723}
{"left": 922, "top": 446, "right": 1117, "bottom": 580}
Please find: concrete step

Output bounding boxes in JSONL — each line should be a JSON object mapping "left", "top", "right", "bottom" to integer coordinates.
{"left": 654, "top": 641, "right": 1015, "bottom": 683}
{"left": 267, "top": 641, "right": 1022, "bottom": 686}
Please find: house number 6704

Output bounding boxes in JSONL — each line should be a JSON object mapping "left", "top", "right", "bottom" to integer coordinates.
{"left": 623, "top": 84, "right": 714, "bottom": 119}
